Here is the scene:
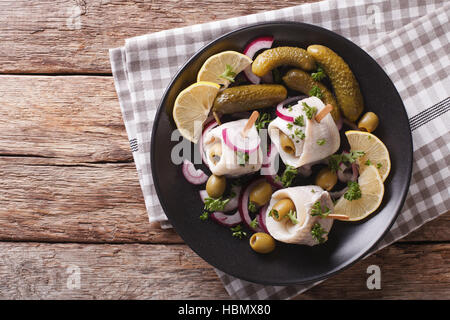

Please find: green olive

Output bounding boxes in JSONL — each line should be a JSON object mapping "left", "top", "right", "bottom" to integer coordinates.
{"left": 358, "top": 112, "right": 379, "bottom": 133}
{"left": 270, "top": 198, "right": 296, "bottom": 221}
{"left": 206, "top": 174, "right": 226, "bottom": 198}
{"left": 279, "top": 131, "right": 295, "bottom": 155}
{"left": 315, "top": 167, "right": 338, "bottom": 191}
{"left": 249, "top": 181, "right": 272, "bottom": 207}
{"left": 250, "top": 232, "right": 276, "bottom": 254}
{"left": 208, "top": 143, "right": 222, "bottom": 164}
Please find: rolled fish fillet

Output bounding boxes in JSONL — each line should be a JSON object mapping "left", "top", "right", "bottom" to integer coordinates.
{"left": 265, "top": 185, "right": 334, "bottom": 245}
{"left": 203, "top": 119, "right": 263, "bottom": 177}
{"left": 268, "top": 96, "right": 340, "bottom": 168}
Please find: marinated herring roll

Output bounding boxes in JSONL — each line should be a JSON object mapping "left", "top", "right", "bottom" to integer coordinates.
{"left": 268, "top": 96, "right": 340, "bottom": 168}
{"left": 265, "top": 185, "right": 334, "bottom": 245}
{"left": 203, "top": 119, "right": 263, "bottom": 177}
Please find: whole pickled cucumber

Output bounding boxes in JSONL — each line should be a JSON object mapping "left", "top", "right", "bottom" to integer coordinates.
{"left": 282, "top": 69, "right": 341, "bottom": 122}
{"left": 307, "top": 45, "right": 364, "bottom": 122}
{"left": 212, "top": 84, "right": 287, "bottom": 115}
{"left": 252, "top": 47, "right": 316, "bottom": 77}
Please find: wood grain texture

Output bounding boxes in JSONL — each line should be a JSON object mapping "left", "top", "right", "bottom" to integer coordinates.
{"left": 0, "top": 242, "right": 448, "bottom": 299}
{"left": 0, "top": 0, "right": 318, "bottom": 74}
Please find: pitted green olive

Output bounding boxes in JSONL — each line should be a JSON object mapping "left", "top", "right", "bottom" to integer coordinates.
{"left": 315, "top": 167, "right": 337, "bottom": 191}
{"left": 358, "top": 112, "right": 379, "bottom": 133}
{"left": 249, "top": 181, "right": 272, "bottom": 207}
{"left": 279, "top": 131, "right": 295, "bottom": 155}
{"left": 250, "top": 232, "right": 276, "bottom": 254}
{"left": 206, "top": 174, "right": 226, "bottom": 198}
{"left": 270, "top": 198, "right": 296, "bottom": 221}
{"left": 208, "top": 143, "right": 222, "bottom": 164}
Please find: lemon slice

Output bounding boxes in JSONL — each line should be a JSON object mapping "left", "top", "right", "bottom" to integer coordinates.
{"left": 334, "top": 165, "right": 384, "bottom": 221}
{"left": 197, "top": 51, "right": 252, "bottom": 87}
{"left": 345, "top": 130, "right": 391, "bottom": 182}
{"left": 173, "top": 81, "right": 220, "bottom": 143}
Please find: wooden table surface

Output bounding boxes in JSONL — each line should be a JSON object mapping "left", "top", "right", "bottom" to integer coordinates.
{"left": 0, "top": 0, "right": 449, "bottom": 299}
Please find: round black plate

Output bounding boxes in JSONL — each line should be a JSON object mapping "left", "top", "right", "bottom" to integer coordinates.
{"left": 151, "top": 22, "right": 412, "bottom": 285}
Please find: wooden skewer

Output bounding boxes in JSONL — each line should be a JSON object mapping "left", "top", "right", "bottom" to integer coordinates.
{"left": 241, "top": 111, "right": 259, "bottom": 137}
{"left": 327, "top": 214, "right": 350, "bottom": 221}
{"left": 315, "top": 104, "right": 333, "bottom": 123}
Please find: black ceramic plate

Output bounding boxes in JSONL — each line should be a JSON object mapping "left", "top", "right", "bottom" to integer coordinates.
{"left": 151, "top": 22, "right": 412, "bottom": 285}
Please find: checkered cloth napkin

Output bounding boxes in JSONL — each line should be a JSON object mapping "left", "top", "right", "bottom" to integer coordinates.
{"left": 110, "top": 0, "right": 449, "bottom": 299}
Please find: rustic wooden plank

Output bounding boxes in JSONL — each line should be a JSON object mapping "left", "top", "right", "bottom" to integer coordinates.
{"left": 0, "top": 157, "right": 181, "bottom": 243}
{"left": 0, "top": 0, "right": 319, "bottom": 73}
{"left": 0, "top": 242, "right": 447, "bottom": 299}
{"left": 0, "top": 75, "right": 131, "bottom": 163}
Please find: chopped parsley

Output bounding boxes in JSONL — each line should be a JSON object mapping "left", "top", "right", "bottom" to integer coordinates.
{"left": 286, "top": 123, "right": 293, "bottom": 130}
{"left": 286, "top": 210, "right": 299, "bottom": 224}
{"left": 302, "top": 102, "right": 318, "bottom": 120}
{"left": 311, "top": 66, "right": 326, "bottom": 81}
{"left": 204, "top": 196, "right": 230, "bottom": 212}
{"left": 268, "top": 209, "right": 279, "bottom": 220}
{"left": 365, "top": 159, "right": 372, "bottom": 166}
{"left": 311, "top": 201, "right": 331, "bottom": 218}
{"left": 316, "top": 138, "right": 326, "bottom": 146}
{"left": 255, "top": 112, "right": 271, "bottom": 131}
{"left": 199, "top": 211, "right": 209, "bottom": 221}
{"left": 344, "top": 181, "right": 362, "bottom": 201}
{"left": 377, "top": 163, "right": 383, "bottom": 169}
{"left": 236, "top": 151, "right": 249, "bottom": 166}
{"left": 311, "top": 223, "right": 327, "bottom": 244}
{"left": 328, "top": 151, "right": 365, "bottom": 172}
{"left": 294, "top": 128, "right": 306, "bottom": 140}
{"left": 248, "top": 201, "right": 257, "bottom": 213}
{"left": 231, "top": 224, "right": 247, "bottom": 239}
{"left": 287, "top": 105, "right": 293, "bottom": 112}
{"left": 293, "top": 115, "right": 305, "bottom": 127}
{"left": 309, "top": 85, "right": 323, "bottom": 99}
{"left": 250, "top": 218, "right": 259, "bottom": 229}
{"left": 219, "top": 64, "right": 237, "bottom": 82}
{"left": 275, "top": 165, "right": 298, "bottom": 187}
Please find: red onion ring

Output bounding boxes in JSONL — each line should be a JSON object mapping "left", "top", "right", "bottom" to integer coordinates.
{"left": 198, "top": 185, "right": 241, "bottom": 212}
{"left": 275, "top": 96, "right": 307, "bottom": 122}
{"left": 257, "top": 204, "right": 269, "bottom": 233}
{"left": 238, "top": 178, "right": 265, "bottom": 232}
{"left": 210, "top": 210, "right": 242, "bottom": 227}
{"left": 182, "top": 159, "right": 208, "bottom": 185}
{"left": 243, "top": 36, "right": 274, "bottom": 84}
{"left": 264, "top": 174, "right": 283, "bottom": 189}
{"left": 222, "top": 128, "right": 260, "bottom": 154}
{"left": 198, "top": 119, "right": 218, "bottom": 167}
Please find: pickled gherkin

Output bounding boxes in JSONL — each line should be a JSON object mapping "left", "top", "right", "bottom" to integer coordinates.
{"left": 212, "top": 84, "right": 287, "bottom": 115}
{"left": 307, "top": 45, "right": 364, "bottom": 122}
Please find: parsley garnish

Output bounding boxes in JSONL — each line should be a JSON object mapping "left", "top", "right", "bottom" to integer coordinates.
{"left": 286, "top": 210, "right": 299, "bottom": 224}
{"left": 248, "top": 201, "right": 257, "bottom": 213}
{"left": 311, "top": 201, "right": 330, "bottom": 218}
{"left": 377, "top": 163, "right": 383, "bottom": 169}
{"left": 255, "top": 112, "right": 271, "bottom": 131}
{"left": 236, "top": 151, "right": 249, "bottom": 166}
{"left": 344, "top": 181, "right": 362, "bottom": 201}
{"left": 275, "top": 165, "right": 298, "bottom": 187}
{"left": 286, "top": 123, "right": 293, "bottom": 130}
{"left": 231, "top": 224, "right": 247, "bottom": 239}
{"left": 311, "top": 223, "right": 327, "bottom": 243}
{"left": 302, "top": 102, "right": 318, "bottom": 120}
{"left": 250, "top": 218, "right": 259, "bottom": 229}
{"left": 294, "top": 115, "right": 305, "bottom": 127}
{"left": 294, "top": 128, "right": 306, "bottom": 140}
{"left": 328, "top": 151, "right": 365, "bottom": 172}
{"left": 204, "top": 197, "right": 230, "bottom": 212}
{"left": 309, "top": 85, "right": 323, "bottom": 99}
{"left": 268, "top": 209, "right": 279, "bottom": 219}
{"left": 311, "top": 66, "right": 326, "bottom": 81}
{"left": 316, "top": 138, "right": 326, "bottom": 145}
{"left": 199, "top": 211, "right": 209, "bottom": 221}
{"left": 219, "top": 64, "right": 237, "bottom": 82}
{"left": 365, "top": 159, "right": 372, "bottom": 166}
{"left": 288, "top": 105, "right": 293, "bottom": 112}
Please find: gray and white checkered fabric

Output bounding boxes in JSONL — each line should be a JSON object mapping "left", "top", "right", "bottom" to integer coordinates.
{"left": 110, "top": 0, "right": 450, "bottom": 299}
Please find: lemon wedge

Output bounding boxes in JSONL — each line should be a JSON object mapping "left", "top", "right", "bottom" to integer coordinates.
{"left": 334, "top": 165, "right": 384, "bottom": 221}
{"left": 197, "top": 51, "right": 252, "bottom": 87}
{"left": 173, "top": 81, "right": 220, "bottom": 143}
{"left": 345, "top": 130, "right": 391, "bottom": 182}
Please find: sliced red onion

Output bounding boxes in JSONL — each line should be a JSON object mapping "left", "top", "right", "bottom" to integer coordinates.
{"left": 257, "top": 204, "right": 269, "bottom": 233}
{"left": 210, "top": 210, "right": 242, "bottom": 227}
{"left": 329, "top": 187, "right": 349, "bottom": 200}
{"left": 351, "top": 162, "right": 359, "bottom": 182}
{"left": 265, "top": 174, "right": 283, "bottom": 189}
{"left": 337, "top": 162, "right": 359, "bottom": 183}
{"left": 238, "top": 178, "right": 265, "bottom": 232}
{"left": 243, "top": 36, "right": 274, "bottom": 84}
{"left": 199, "top": 184, "right": 241, "bottom": 212}
{"left": 275, "top": 96, "right": 307, "bottom": 122}
{"left": 298, "top": 164, "right": 312, "bottom": 177}
{"left": 198, "top": 119, "right": 218, "bottom": 167}
{"left": 182, "top": 159, "right": 208, "bottom": 185}
{"left": 222, "top": 128, "right": 260, "bottom": 154}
